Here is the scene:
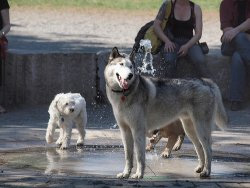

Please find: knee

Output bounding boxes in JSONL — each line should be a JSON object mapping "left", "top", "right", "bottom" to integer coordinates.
{"left": 233, "top": 32, "right": 247, "bottom": 44}
{"left": 163, "top": 53, "right": 177, "bottom": 64}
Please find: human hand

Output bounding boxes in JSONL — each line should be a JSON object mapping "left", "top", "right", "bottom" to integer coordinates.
{"left": 178, "top": 44, "right": 189, "bottom": 57}
{"left": 222, "top": 28, "right": 239, "bottom": 43}
{"left": 164, "top": 40, "right": 176, "bottom": 53}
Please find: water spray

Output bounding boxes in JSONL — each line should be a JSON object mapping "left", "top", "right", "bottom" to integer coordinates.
{"left": 137, "top": 39, "right": 156, "bottom": 76}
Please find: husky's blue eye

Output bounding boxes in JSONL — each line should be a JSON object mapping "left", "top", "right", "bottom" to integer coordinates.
{"left": 130, "top": 66, "right": 133, "bottom": 69}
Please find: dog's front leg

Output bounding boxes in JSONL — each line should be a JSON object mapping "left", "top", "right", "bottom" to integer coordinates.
{"left": 60, "top": 123, "right": 73, "bottom": 150}
{"left": 117, "top": 124, "right": 134, "bottom": 179}
{"left": 46, "top": 118, "right": 57, "bottom": 144}
{"left": 56, "top": 128, "right": 64, "bottom": 146}
{"left": 131, "top": 121, "right": 146, "bottom": 179}
{"left": 75, "top": 111, "right": 87, "bottom": 146}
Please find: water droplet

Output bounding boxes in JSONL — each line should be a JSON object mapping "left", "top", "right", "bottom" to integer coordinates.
{"left": 137, "top": 39, "right": 156, "bottom": 76}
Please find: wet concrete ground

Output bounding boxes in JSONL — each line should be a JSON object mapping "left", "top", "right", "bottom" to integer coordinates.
{"left": 0, "top": 104, "right": 250, "bottom": 187}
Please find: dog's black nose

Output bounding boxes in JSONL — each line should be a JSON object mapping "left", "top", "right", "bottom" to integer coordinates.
{"left": 128, "top": 73, "right": 133, "bottom": 80}
{"left": 70, "top": 108, "right": 74, "bottom": 112}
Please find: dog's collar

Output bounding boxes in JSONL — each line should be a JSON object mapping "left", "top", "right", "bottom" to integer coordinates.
{"left": 110, "top": 87, "right": 131, "bottom": 96}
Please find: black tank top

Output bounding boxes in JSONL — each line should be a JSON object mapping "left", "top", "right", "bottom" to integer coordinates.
{"left": 170, "top": 1, "right": 195, "bottom": 39}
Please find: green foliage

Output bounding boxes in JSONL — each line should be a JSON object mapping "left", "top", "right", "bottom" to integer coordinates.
{"left": 9, "top": 0, "right": 221, "bottom": 10}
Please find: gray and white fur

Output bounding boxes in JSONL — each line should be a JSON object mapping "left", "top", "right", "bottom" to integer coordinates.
{"left": 104, "top": 47, "right": 228, "bottom": 179}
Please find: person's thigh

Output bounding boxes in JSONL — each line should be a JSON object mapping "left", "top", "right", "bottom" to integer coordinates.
{"left": 187, "top": 44, "right": 205, "bottom": 64}
{"left": 233, "top": 32, "right": 250, "bottom": 63}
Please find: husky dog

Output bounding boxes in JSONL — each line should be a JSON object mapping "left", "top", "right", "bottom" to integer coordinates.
{"left": 46, "top": 93, "right": 87, "bottom": 150}
{"left": 146, "top": 119, "right": 185, "bottom": 158}
{"left": 104, "top": 47, "right": 228, "bottom": 179}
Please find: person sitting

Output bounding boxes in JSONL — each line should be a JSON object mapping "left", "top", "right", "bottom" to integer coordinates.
{"left": 153, "top": 0, "right": 209, "bottom": 78}
{"left": 220, "top": 0, "right": 250, "bottom": 111}
{"left": 0, "top": 0, "right": 10, "bottom": 113}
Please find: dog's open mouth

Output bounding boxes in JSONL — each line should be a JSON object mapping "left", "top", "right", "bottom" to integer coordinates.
{"left": 116, "top": 73, "right": 129, "bottom": 90}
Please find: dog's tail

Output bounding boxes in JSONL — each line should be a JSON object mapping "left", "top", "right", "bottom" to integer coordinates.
{"left": 205, "top": 79, "right": 229, "bottom": 130}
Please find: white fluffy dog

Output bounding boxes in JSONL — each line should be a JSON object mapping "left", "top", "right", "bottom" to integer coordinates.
{"left": 46, "top": 93, "right": 87, "bottom": 149}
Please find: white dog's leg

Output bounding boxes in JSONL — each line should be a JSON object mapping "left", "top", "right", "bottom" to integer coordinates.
{"left": 117, "top": 123, "right": 134, "bottom": 179}
{"left": 46, "top": 119, "right": 57, "bottom": 144}
{"left": 181, "top": 118, "right": 205, "bottom": 174}
{"left": 56, "top": 128, "right": 64, "bottom": 146}
{"left": 75, "top": 110, "right": 87, "bottom": 146}
{"left": 130, "top": 121, "right": 146, "bottom": 179}
{"left": 60, "top": 123, "right": 73, "bottom": 150}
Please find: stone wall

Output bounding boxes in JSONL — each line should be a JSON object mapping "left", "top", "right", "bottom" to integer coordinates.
{"left": 4, "top": 52, "right": 97, "bottom": 106}
{"left": 2, "top": 49, "right": 249, "bottom": 106}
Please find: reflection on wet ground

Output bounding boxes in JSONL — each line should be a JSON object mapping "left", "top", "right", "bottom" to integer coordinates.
{"left": 3, "top": 147, "right": 250, "bottom": 181}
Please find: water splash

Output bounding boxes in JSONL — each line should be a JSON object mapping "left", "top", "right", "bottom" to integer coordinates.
{"left": 137, "top": 39, "right": 156, "bottom": 76}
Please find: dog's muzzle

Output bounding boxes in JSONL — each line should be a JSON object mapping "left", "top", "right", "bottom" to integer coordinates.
{"left": 116, "top": 73, "right": 133, "bottom": 90}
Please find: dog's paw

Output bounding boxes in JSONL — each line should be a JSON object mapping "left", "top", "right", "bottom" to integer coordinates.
{"left": 200, "top": 169, "right": 211, "bottom": 178}
{"left": 160, "top": 151, "right": 171, "bottom": 158}
{"left": 60, "top": 142, "right": 69, "bottom": 150}
{"left": 46, "top": 135, "right": 53, "bottom": 144}
{"left": 60, "top": 146, "right": 68, "bottom": 150}
{"left": 195, "top": 165, "right": 204, "bottom": 173}
{"left": 131, "top": 173, "right": 143, "bottom": 179}
{"left": 76, "top": 139, "right": 84, "bottom": 146}
{"left": 56, "top": 140, "right": 62, "bottom": 146}
{"left": 76, "top": 143, "right": 84, "bottom": 148}
{"left": 117, "top": 172, "right": 130, "bottom": 179}
{"left": 173, "top": 144, "right": 181, "bottom": 151}
{"left": 146, "top": 145, "right": 153, "bottom": 151}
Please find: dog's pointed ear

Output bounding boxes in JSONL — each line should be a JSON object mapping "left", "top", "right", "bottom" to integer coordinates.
{"left": 129, "top": 47, "right": 136, "bottom": 63}
{"left": 109, "top": 47, "right": 121, "bottom": 61}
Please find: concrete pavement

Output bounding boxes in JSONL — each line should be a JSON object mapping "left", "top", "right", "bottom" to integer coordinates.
{"left": 0, "top": 103, "right": 250, "bottom": 187}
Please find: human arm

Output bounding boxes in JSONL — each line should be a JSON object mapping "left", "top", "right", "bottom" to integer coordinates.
{"left": 222, "top": 18, "right": 250, "bottom": 43}
{"left": 0, "top": 9, "right": 11, "bottom": 36}
{"left": 178, "top": 4, "right": 202, "bottom": 57}
{"left": 153, "top": 2, "right": 176, "bottom": 52}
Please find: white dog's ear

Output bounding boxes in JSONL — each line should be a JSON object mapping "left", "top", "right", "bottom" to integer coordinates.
{"left": 109, "top": 47, "right": 122, "bottom": 62}
{"left": 48, "top": 93, "right": 64, "bottom": 116}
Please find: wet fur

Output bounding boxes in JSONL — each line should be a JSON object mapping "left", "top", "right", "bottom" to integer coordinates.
{"left": 105, "top": 47, "right": 228, "bottom": 179}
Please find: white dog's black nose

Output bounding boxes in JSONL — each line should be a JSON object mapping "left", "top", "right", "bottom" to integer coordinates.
{"left": 70, "top": 108, "right": 74, "bottom": 112}
{"left": 128, "top": 73, "right": 133, "bottom": 80}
